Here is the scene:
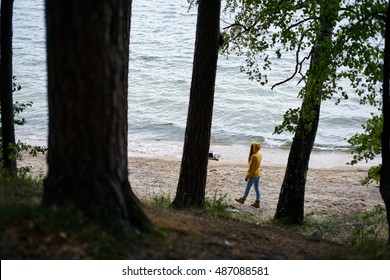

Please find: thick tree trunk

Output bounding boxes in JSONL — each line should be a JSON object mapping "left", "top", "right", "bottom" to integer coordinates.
{"left": 380, "top": 0, "right": 390, "bottom": 243}
{"left": 172, "top": 0, "right": 221, "bottom": 210}
{"left": 274, "top": 0, "right": 339, "bottom": 224}
{"left": 0, "top": 0, "right": 17, "bottom": 174}
{"left": 43, "top": 0, "right": 151, "bottom": 234}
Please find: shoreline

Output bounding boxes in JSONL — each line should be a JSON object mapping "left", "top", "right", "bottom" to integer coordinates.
{"left": 16, "top": 136, "right": 380, "bottom": 169}
{"left": 129, "top": 144, "right": 380, "bottom": 170}
{"left": 19, "top": 144, "right": 380, "bottom": 178}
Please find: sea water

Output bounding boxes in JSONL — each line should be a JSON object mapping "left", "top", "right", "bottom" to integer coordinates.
{"left": 11, "top": 0, "right": 379, "bottom": 165}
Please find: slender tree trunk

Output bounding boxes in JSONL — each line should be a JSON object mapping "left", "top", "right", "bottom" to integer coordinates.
{"left": 380, "top": 0, "right": 390, "bottom": 243}
{"left": 274, "top": 98, "right": 321, "bottom": 224}
{"left": 0, "top": 0, "right": 17, "bottom": 174}
{"left": 120, "top": 0, "right": 151, "bottom": 231}
{"left": 172, "top": 0, "right": 221, "bottom": 210}
{"left": 43, "top": 0, "right": 151, "bottom": 235}
{"left": 274, "top": 0, "right": 339, "bottom": 224}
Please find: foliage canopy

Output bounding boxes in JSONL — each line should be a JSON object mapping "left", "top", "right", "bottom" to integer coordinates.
{"left": 222, "top": 0, "right": 386, "bottom": 180}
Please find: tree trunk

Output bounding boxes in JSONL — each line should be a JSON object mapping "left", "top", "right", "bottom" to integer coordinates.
{"left": 274, "top": 98, "right": 321, "bottom": 224}
{"left": 380, "top": 0, "right": 390, "bottom": 243}
{"left": 0, "top": 0, "right": 17, "bottom": 174}
{"left": 274, "top": 0, "right": 339, "bottom": 224}
{"left": 171, "top": 0, "right": 221, "bottom": 210}
{"left": 43, "top": 0, "right": 152, "bottom": 235}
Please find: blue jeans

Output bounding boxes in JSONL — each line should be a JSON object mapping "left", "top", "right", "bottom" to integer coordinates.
{"left": 243, "top": 177, "right": 260, "bottom": 202}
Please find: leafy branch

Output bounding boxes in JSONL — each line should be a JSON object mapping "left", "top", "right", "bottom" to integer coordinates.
{"left": 0, "top": 77, "right": 47, "bottom": 173}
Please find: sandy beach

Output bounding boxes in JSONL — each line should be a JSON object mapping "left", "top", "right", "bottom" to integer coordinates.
{"left": 19, "top": 149, "right": 384, "bottom": 221}
{"left": 129, "top": 157, "right": 383, "bottom": 219}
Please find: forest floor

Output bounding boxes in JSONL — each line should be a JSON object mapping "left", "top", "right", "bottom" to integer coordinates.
{"left": 0, "top": 205, "right": 368, "bottom": 259}
{"left": 0, "top": 201, "right": 389, "bottom": 260}
{"left": 139, "top": 207, "right": 364, "bottom": 259}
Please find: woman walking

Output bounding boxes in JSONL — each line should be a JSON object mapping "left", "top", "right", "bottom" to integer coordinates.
{"left": 235, "top": 142, "right": 262, "bottom": 208}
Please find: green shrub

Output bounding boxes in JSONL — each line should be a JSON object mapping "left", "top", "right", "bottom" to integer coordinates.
{"left": 205, "top": 191, "right": 228, "bottom": 215}
{"left": 0, "top": 166, "right": 43, "bottom": 205}
{"left": 148, "top": 192, "right": 172, "bottom": 209}
{"left": 349, "top": 205, "right": 388, "bottom": 247}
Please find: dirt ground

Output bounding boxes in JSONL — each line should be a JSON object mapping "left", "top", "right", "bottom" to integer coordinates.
{"left": 140, "top": 207, "right": 360, "bottom": 260}
{"left": 0, "top": 203, "right": 363, "bottom": 260}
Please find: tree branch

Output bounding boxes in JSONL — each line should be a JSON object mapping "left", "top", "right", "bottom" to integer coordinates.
{"left": 271, "top": 33, "right": 312, "bottom": 90}
{"left": 287, "top": 17, "right": 316, "bottom": 30}
{"left": 222, "top": 21, "right": 258, "bottom": 46}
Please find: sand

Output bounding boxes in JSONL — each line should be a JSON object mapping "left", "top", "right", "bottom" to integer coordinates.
{"left": 20, "top": 150, "right": 384, "bottom": 220}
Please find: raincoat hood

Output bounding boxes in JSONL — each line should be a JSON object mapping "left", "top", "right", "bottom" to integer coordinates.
{"left": 251, "top": 142, "right": 262, "bottom": 153}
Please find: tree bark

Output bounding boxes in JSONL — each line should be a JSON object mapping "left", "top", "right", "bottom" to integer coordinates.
{"left": 274, "top": 0, "right": 339, "bottom": 224}
{"left": 380, "top": 0, "right": 390, "bottom": 243}
{"left": 274, "top": 98, "right": 321, "bottom": 224}
{"left": 0, "top": 0, "right": 17, "bottom": 174}
{"left": 172, "top": 0, "right": 221, "bottom": 210}
{"left": 43, "top": 0, "right": 151, "bottom": 235}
